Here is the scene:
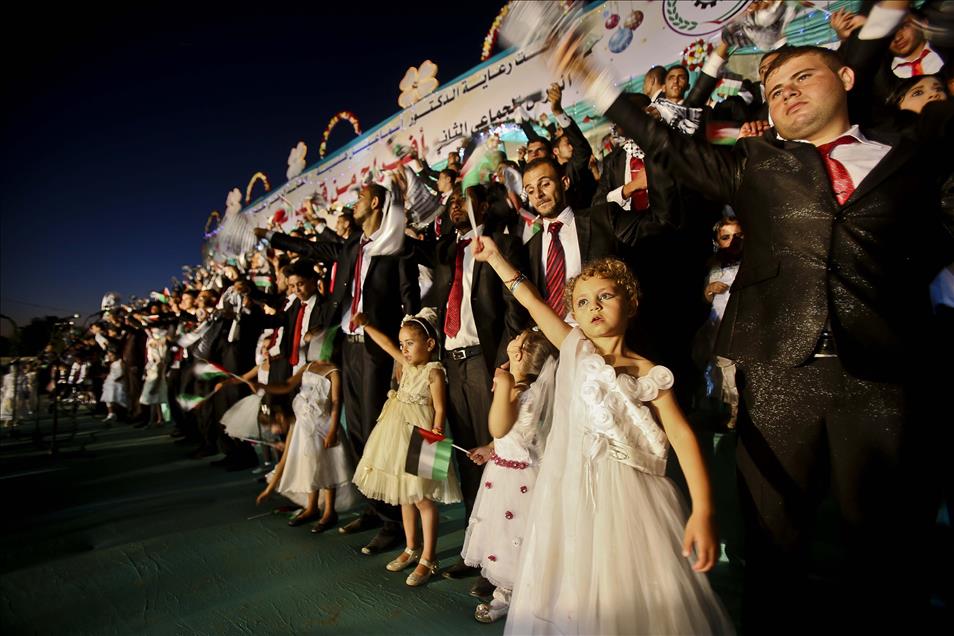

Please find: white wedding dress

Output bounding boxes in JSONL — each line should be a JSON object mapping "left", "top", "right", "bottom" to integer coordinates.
{"left": 505, "top": 328, "right": 734, "bottom": 635}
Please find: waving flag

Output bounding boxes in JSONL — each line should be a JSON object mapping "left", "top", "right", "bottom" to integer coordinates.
{"left": 404, "top": 426, "right": 455, "bottom": 481}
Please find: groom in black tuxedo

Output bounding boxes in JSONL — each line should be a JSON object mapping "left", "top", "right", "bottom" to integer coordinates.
{"left": 257, "top": 183, "right": 421, "bottom": 554}
{"left": 575, "top": 42, "right": 953, "bottom": 631}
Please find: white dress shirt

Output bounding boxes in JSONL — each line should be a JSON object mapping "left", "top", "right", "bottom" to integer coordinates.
{"left": 444, "top": 225, "right": 483, "bottom": 351}
{"left": 294, "top": 293, "right": 318, "bottom": 373}
{"left": 794, "top": 125, "right": 891, "bottom": 189}
{"left": 341, "top": 224, "right": 383, "bottom": 336}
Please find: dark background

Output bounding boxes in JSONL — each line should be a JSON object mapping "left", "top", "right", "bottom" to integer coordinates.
{"left": 0, "top": 2, "right": 503, "bottom": 335}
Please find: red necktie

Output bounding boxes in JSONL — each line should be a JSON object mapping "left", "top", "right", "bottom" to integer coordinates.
{"left": 348, "top": 238, "right": 371, "bottom": 331}
{"left": 545, "top": 221, "right": 566, "bottom": 313}
{"left": 443, "top": 238, "right": 471, "bottom": 338}
{"left": 816, "top": 135, "right": 858, "bottom": 206}
{"left": 628, "top": 155, "right": 649, "bottom": 211}
{"left": 288, "top": 302, "right": 306, "bottom": 366}
{"left": 895, "top": 47, "right": 930, "bottom": 76}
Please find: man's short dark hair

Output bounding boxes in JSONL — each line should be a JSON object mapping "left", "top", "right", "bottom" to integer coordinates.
{"left": 285, "top": 259, "right": 319, "bottom": 280}
{"left": 439, "top": 168, "right": 459, "bottom": 182}
{"left": 763, "top": 45, "right": 845, "bottom": 86}
{"left": 645, "top": 65, "right": 667, "bottom": 85}
{"left": 527, "top": 137, "right": 553, "bottom": 155}
{"left": 365, "top": 182, "right": 388, "bottom": 208}
{"left": 666, "top": 64, "right": 689, "bottom": 79}
{"left": 523, "top": 156, "right": 564, "bottom": 178}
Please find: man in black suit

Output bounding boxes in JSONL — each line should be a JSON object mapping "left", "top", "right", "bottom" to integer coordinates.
{"left": 547, "top": 84, "right": 598, "bottom": 211}
{"left": 567, "top": 40, "right": 953, "bottom": 631}
{"left": 410, "top": 183, "right": 527, "bottom": 587}
{"left": 256, "top": 183, "right": 421, "bottom": 554}
{"left": 522, "top": 156, "right": 653, "bottom": 319}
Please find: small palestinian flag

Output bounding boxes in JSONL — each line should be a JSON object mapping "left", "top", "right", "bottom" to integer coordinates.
{"left": 706, "top": 122, "right": 741, "bottom": 146}
{"left": 252, "top": 275, "right": 272, "bottom": 289}
{"left": 193, "top": 361, "right": 230, "bottom": 381}
{"left": 404, "top": 426, "right": 454, "bottom": 481}
{"left": 306, "top": 325, "right": 340, "bottom": 363}
{"left": 176, "top": 394, "right": 207, "bottom": 411}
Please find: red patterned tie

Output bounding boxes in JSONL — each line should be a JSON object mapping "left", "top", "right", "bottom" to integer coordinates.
{"left": 816, "top": 135, "right": 858, "bottom": 205}
{"left": 628, "top": 155, "right": 649, "bottom": 211}
{"left": 288, "top": 302, "right": 306, "bottom": 366}
{"left": 895, "top": 47, "right": 930, "bottom": 76}
{"left": 348, "top": 238, "right": 371, "bottom": 331}
{"left": 443, "top": 238, "right": 471, "bottom": 338}
{"left": 545, "top": 221, "right": 566, "bottom": 313}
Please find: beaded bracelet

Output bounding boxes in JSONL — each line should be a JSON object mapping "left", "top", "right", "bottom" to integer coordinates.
{"left": 502, "top": 272, "right": 522, "bottom": 287}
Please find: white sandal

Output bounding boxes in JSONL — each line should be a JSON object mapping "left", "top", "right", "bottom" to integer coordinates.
{"left": 385, "top": 547, "right": 421, "bottom": 572}
{"left": 406, "top": 558, "right": 439, "bottom": 586}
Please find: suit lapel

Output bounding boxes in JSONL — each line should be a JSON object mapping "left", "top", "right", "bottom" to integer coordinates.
{"left": 845, "top": 141, "right": 915, "bottom": 207}
{"left": 575, "top": 211, "right": 592, "bottom": 262}
{"left": 528, "top": 232, "right": 543, "bottom": 287}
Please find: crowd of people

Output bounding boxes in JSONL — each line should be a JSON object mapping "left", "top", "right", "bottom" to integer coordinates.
{"left": 16, "top": 1, "right": 954, "bottom": 633}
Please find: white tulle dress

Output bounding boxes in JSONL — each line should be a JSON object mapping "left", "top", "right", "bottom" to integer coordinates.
{"left": 220, "top": 366, "right": 269, "bottom": 439}
{"left": 269, "top": 368, "right": 358, "bottom": 512}
{"left": 504, "top": 329, "right": 734, "bottom": 635}
{"left": 100, "top": 360, "right": 128, "bottom": 407}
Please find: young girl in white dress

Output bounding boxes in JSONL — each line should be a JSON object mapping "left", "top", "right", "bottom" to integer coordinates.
{"left": 219, "top": 336, "right": 273, "bottom": 441}
{"left": 254, "top": 333, "right": 357, "bottom": 533}
{"left": 139, "top": 326, "right": 170, "bottom": 426}
{"left": 350, "top": 309, "right": 462, "bottom": 587}
{"left": 462, "top": 328, "right": 557, "bottom": 624}
{"left": 100, "top": 350, "right": 129, "bottom": 422}
{"left": 473, "top": 238, "right": 734, "bottom": 635}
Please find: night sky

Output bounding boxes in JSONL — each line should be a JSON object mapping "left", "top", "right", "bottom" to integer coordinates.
{"left": 0, "top": 2, "right": 502, "bottom": 331}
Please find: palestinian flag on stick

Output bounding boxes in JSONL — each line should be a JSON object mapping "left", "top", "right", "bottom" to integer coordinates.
{"left": 176, "top": 394, "right": 208, "bottom": 411}
{"left": 404, "top": 426, "right": 457, "bottom": 481}
{"left": 252, "top": 275, "right": 272, "bottom": 289}
{"left": 193, "top": 361, "right": 231, "bottom": 381}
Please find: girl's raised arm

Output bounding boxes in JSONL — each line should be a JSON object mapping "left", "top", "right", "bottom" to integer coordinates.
{"left": 352, "top": 313, "right": 406, "bottom": 366}
{"left": 257, "top": 364, "right": 307, "bottom": 395}
{"left": 472, "top": 236, "right": 572, "bottom": 349}
{"left": 488, "top": 368, "right": 522, "bottom": 439}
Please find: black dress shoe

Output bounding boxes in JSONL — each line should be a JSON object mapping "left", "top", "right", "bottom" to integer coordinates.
{"left": 442, "top": 559, "right": 480, "bottom": 579}
{"left": 288, "top": 510, "right": 320, "bottom": 527}
{"left": 361, "top": 527, "right": 399, "bottom": 555}
{"left": 338, "top": 513, "right": 383, "bottom": 535}
{"left": 310, "top": 513, "right": 339, "bottom": 534}
{"left": 469, "top": 576, "right": 495, "bottom": 598}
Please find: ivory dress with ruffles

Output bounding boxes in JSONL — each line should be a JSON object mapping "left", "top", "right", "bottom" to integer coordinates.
{"left": 504, "top": 328, "right": 734, "bottom": 635}
{"left": 352, "top": 361, "right": 462, "bottom": 506}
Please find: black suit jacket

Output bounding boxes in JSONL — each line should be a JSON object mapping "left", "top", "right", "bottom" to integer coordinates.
{"left": 606, "top": 95, "right": 954, "bottom": 381}
{"left": 559, "top": 115, "right": 598, "bottom": 211}
{"left": 268, "top": 231, "right": 421, "bottom": 363}
{"left": 412, "top": 231, "right": 528, "bottom": 376}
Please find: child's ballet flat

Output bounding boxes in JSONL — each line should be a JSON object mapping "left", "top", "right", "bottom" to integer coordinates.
{"left": 474, "top": 602, "right": 508, "bottom": 623}
{"left": 405, "top": 558, "right": 439, "bottom": 586}
{"left": 386, "top": 547, "right": 421, "bottom": 572}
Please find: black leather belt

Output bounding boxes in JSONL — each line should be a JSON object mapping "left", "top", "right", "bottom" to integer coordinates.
{"left": 812, "top": 329, "right": 838, "bottom": 358}
{"left": 445, "top": 345, "right": 483, "bottom": 361}
{"left": 345, "top": 333, "right": 365, "bottom": 343}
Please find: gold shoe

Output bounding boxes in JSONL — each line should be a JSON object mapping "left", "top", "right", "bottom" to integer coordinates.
{"left": 405, "top": 558, "right": 439, "bottom": 586}
{"left": 386, "top": 547, "right": 421, "bottom": 572}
